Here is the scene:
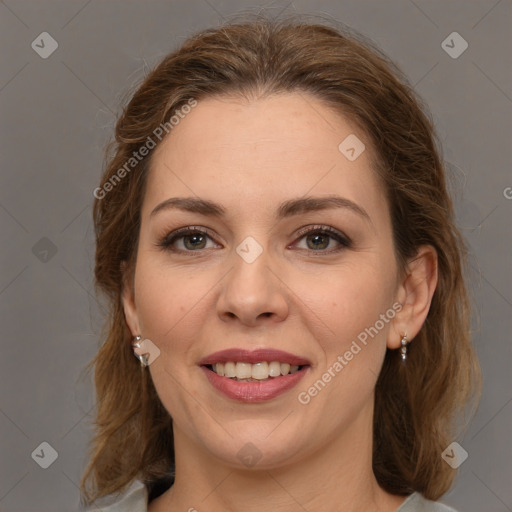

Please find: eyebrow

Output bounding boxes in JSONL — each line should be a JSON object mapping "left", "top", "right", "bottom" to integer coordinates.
{"left": 150, "top": 195, "right": 371, "bottom": 223}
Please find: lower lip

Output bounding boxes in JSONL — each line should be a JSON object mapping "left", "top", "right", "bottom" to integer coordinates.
{"left": 200, "top": 366, "right": 309, "bottom": 402}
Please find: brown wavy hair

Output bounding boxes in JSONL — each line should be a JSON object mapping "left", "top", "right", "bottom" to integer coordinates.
{"left": 80, "top": 14, "right": 481, "bottom": 506}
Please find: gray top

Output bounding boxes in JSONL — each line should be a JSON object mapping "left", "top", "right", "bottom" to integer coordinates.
{"left": 90, "top": 479, "right": 458, "bottom": 511}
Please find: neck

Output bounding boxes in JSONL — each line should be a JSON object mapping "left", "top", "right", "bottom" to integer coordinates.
{"left": 149, "top": 404, "right": 406, "bottom": 512}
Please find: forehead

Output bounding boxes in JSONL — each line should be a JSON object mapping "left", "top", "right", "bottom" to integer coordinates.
{"left": 143, "top": 93, "right": 382, "bottom": 219}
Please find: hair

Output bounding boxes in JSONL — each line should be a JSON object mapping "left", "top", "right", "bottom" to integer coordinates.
{"left": 80, "top": 13, "right": 481, "bottom": 506}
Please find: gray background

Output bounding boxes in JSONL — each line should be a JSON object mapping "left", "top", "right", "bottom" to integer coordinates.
{"left": 1, "top": 1, "right": 511, "bottom": 511}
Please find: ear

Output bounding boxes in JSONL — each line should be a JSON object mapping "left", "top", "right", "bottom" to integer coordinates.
{"left": 387, "top": 245, "right": 438, "bottom": 349}
{"left": 121, "top": 261, "right": 141, "bottom": 337}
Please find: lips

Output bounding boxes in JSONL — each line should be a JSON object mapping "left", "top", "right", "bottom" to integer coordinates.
{"left": 198, "top": 348, "right": 311, "bottom": 402}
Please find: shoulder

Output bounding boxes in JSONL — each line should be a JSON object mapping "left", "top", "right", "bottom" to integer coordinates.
{"left": 396, "top": 492, "right": 458, "bottom": 512}
{"left": 86, "top": 479, "right": 148, "bottom": 512}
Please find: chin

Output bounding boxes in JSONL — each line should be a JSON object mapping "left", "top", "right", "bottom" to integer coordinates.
{"left": 195, "top": 425, "right": 310, "bottom": 471}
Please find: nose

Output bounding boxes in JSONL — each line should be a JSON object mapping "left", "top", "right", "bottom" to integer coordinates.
{"left": 216, "top": 244, "right": 289, "bottom": 327}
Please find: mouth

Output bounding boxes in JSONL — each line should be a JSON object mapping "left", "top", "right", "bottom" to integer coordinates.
{"left": 203, "top": 361, "right": 305, "bottom": 381}
{"left": 198, "top": 348, "right": 311, "bottom": 402}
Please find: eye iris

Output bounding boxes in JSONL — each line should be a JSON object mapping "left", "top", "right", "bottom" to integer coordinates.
{"left": 184, "top": 233, "right": 206, "bottom": 250}
{"left": 307, "top": 233, "right": 329, "bottom": 250}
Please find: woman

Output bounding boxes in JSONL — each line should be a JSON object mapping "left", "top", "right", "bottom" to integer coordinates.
{"left": 81, "top": 15, "right": 481, "bottom": 512}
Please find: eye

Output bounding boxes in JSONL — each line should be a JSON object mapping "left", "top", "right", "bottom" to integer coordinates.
{"left": 157, "top": 226, "right": 220, "bottom": 252}
{"left": 292, "top": 225, "right": 351, "bottom": 253}
{"left": 157, "top": 224, "right": 351, "bottom": 255}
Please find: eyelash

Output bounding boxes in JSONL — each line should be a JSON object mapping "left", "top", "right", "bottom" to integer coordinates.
{"left": 156, "top": 225, "right": 352, "bottom": 255}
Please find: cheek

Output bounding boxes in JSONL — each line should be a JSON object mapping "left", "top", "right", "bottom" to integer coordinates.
{"left": 294, "top": 261, "right": 396, "bottom": 346}
{"left": 292, "top": 264, "right": 396, "bottom": 417}
{"left": 133, "top": 260, "right": 202, "bottom": 343}
{"left": 293, "top": 267, "right": 395, "bottom": 421}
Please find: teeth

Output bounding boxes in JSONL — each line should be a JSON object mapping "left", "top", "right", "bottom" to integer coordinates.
{"left": 251, "top": 362, "right": 269, "bottom": 380}
{"left": 269, "top": 361, "right": 281, "bottom": 377}
{"left": 211, "top": 361, "right": 303, "bottom": 380}
{"left": 215, "top": 362, "right": 225, "bottom": 376}
{"left": 236, "top": 362, "right": 252, "bottom": 379}
{"left": 280, "top": 363, "right": 290, "bottom": 375}
{"left": 224, "top": 362, "right": 236, "bottom": 378}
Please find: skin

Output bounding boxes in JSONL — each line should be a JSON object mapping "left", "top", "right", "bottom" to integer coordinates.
{"left": 122, "top": 92, "right": 438, "bottom": 512}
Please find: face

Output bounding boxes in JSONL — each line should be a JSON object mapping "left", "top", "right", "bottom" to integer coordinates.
{"left": 123, "top": 92, "right": 404, "bottom": 470}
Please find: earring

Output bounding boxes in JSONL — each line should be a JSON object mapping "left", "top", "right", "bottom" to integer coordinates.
{"left": 132, "top": 335, "right": 149, "bottom": 366}
{"left": 400, "top": 333, "right": 408, "bottom": 363}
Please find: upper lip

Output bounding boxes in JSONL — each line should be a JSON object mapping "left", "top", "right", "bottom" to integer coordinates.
{"left": 198, "top": 348, "right": 311, "bottom": 366}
